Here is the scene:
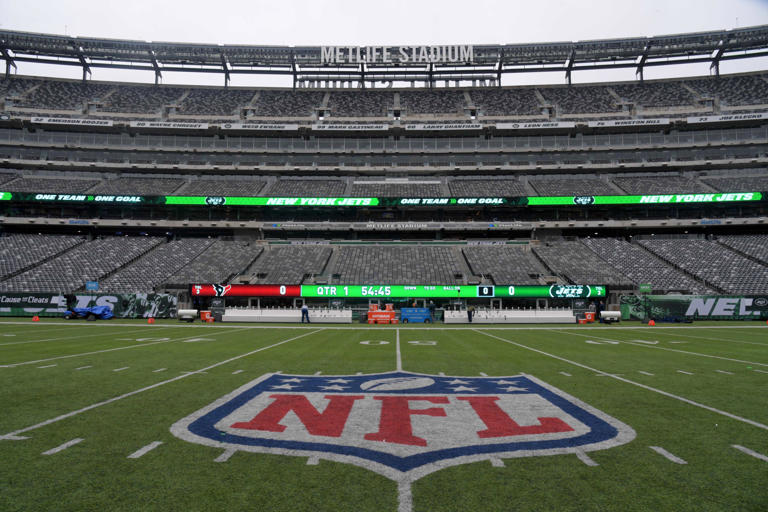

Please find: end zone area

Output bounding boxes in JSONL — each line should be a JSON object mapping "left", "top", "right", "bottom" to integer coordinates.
{"left": 1, "top": 320, "right": 766, "bottom": 511}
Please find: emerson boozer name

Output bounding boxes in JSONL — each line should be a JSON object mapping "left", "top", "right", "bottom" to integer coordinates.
{"left": 321, "top": 46, "right": 473, "bottom": 64}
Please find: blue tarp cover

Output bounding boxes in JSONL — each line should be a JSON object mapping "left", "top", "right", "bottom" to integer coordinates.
{"left": 66, "top": 306, "right": 114, "bottom": 320}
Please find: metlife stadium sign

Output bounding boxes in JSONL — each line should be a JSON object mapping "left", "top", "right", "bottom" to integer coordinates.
{"left": 320, "top": 46, "right": 474, "bottom": 64}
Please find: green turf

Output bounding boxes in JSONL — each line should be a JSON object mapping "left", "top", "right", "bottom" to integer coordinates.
{"left": 1, "top": 320, "right": 766, "bottom": 511}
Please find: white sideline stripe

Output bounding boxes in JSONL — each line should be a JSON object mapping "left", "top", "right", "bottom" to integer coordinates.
{"left": 306, "top": 456, "right": 320, "bottom": 465}
{"left": 716, "top": 370, "right": 734, "bottom": 375}
{"left": 638, "top": 371, "right": 654, "bottom": 376}
{"left": 677, "top": 370, "right": 694, "bottom": 375}
{"left": 0, "top": 326, "right": 165, "bottom": 347}
{"left": 42, "top": 438, "right": 83, "bottom": 455}
{"left": 476, "top": 330, "right": 768, "bottom": 432}
{"left": 215, "top": 449, "right": 236, "bottom": 463}
{"left": 396, "top": 328, "right": 403, "bottom": 371}
{"left": 127, "top": 441, "right": 163, "bottom": 459}
{"left": 232, "top": 370, "right": 244, "bottom": 375}
{"left": 732, "top": 444, "right": 768, "bottom": 462}
{"left": 113, "top": 367, "right": 129, "bottom": 372}
{"left": 559, "top": 372, "right": 572, "bottom": 377}
{"left": 398, "top": 481, "right": 413, "bottom": 512}
{"left": 0, "top": 329, "right": 321, "bottom": 439}
{"left": 75, "top": 366, "right": 92, "bottom": 370}
{"left": 652, "top": 330, "right": 768, "bottom": 347}
{"left": 37, "top": 364, "right": 57, "bottom": 369}
{"left": 152, "top": 368, "right": 167, "bottom": 373}
{"left": 650, "top": 446, "right": 687, "bottom": 464}
{"left": 490, "top": 457, "right": 505, "bottom": 467}
{"left": 2, "top": 321, "right": 768, "bottom": 331}
{"left": 563, "top": 330, "right": 768, "bottom": 368}
{"left": 576, "top": 452, "right": 598, "bottom": 466}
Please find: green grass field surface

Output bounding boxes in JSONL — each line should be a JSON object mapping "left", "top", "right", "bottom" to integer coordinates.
{"left": 1, "top": 319, "right": 766, "bottom": 511}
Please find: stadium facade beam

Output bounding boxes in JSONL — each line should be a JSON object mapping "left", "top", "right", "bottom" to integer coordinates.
{"left": 68, "top": 39, "right": 91, "bottom": 82}
{"left": 710, "top": 40, "right": 725, "bottom": 77}
{"left": 149, "top": 50, "right": 162, "bottom": 84}
{"left": 0, "top": 44, "right": 17, "bottom": 77}
{"left": 220, "top": 52, "right": 231, "bottom": 87}
{"left": 635, "top": 43, "right": 651, "bottom": 82}
{"left": 564, "top": 50, "right": 575, "bottom": 85}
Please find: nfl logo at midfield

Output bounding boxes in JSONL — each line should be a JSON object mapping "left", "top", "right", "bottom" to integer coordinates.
{"left": 172, "top": 371, "right": 635, "bottom": 481}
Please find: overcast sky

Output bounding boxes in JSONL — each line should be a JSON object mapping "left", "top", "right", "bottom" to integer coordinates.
{"left": 1, "top": 0, "right": 767, "bottom": 86}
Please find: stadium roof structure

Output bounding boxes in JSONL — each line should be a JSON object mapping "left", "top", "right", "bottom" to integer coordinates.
{"left": 1, "top": 25, "right": 768, "bottom": 86}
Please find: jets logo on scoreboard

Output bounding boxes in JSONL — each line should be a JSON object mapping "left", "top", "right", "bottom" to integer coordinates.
{"left": 171, "top": 371, "right": 635, "bottom": 482}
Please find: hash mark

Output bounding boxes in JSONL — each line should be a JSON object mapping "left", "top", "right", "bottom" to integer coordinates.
{"left": 127, "top": 441, "right": 163, "bottom": 459}
{"left": 559, "top": 372, "right": 572, "bottom": 377}
{"left": 715, "top": 370, "right": 734, "bottom": 375}
{"left": 490, "top": 457, "right": 505, "bottom": 467}
{"left": 732, "top": 444, "right": 768, "bottom": 462}
{"left": 677, "top": 370, "right": 693, "bottom": 375}
{"left": 638, "top": 371, "right": 654, "bottom": 376}
{"left": 307, "top": 456, "right": 320, "bottom": 465}
{"left": 152, "top": 368, "right": 167, "bottom": 373}
{"left": 479, "top": 372, "right": 488, "bottom": 377}
{"left": 649, "top": 446, "right": 687, "bottom": 464}
{"left": 75, "top": 366, "right": 92, "bottom": 371}
{"left": 42, "top": 438, "right": 84, "bottom": 455}
{"left": 37, "top": 364, "right": 57, "bottom": 369}
{"left": 215, "top": 449, "right": 236, "bottom": 463}
{"left": 232, "top": 370, "right": 244, "bottom": 375}
{"left": 113, "top": 367, "right": 129, "bottom": 372}
{"left": 576, "top": 452, "right": 598, "bottom": 466}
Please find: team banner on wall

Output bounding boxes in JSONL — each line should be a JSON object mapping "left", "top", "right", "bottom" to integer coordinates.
{"left": 620, "top": 294, "right": 768, "bottom": 321}
{"left": 1, "top": 191, "right": 763, "bottom": 208}
{"left": 0, "top": 293, "right": 177, "bottom": 318}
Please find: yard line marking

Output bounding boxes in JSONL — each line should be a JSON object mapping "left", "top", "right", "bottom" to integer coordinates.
{"left": 127, "top": 441, "right": 163, "bottom": 459}
{"left": 650, "top": 446, "right": 687, "bottom": 464}
{"left": 0, "top": 327, "right": 161, "bottom": 347}
{"left": 232, "top": 370, "right": 244, "bottom": 375}
{"left": 215, "top": 449, "right": 236, "bottom": 462}
{"left": 3, "top": 332, "right": 201, "bottom": 368}
{"left": 0, "top": 329, "right": 321, "bottom": 440}
{"left": 180, "top": 371, "right": 208, "bottom": 375}
{"left": 476, "top": 330, "right": 768, "bottom": 432}
{"left": 42, "top": 438, "right": 84, "bottom": 455}
{"left": 152, "top": 368, "right": 167, "bottom": 373}
{"left": 0, "top": 434, "right": 29, "bottom": 440}
{"left": 638, "top": 371, "right": 654, "bottom": 376}
{"left": 559, "top": 372, "right": 572, "bottom": 377}
{"left": 479, "top": 372, "right": 488, "bottom": 376}
{"left": 306, "top": 456, "right": 320, "bottom": 465}
{"left": 716, "top": 370, "right": 734, "bottom": 375}
{"left": 490, "top": 457, "right": 505, "bottom": 467}
{"left": 754, "top": 369, "right": 768, "bottom": 374}
{"left": 669, "top": 341, "right": 687, "bottom": 344}
{"left": 37, "top": 364, "right": 57, "bottom": 369}
{"left": 75, "top": 366, "right": 92, "bottom": 371}
{"left": 732, "top": 445, "right": 768, "bottom": 462}
{"left": 576, "top": 451, "right": 598, "bottom": 466}
{"left": 677, "top": 370, "right": 693, "bottom": 375}
{"left": 113, "top": 367, "right": 129, "bottom": 372}
{"left": 396, "top": 328, "right": 403, "bottom": 371}
{"left": 560, "top": 330, "right": 768, "bottom": 368}
{"left": 398, "top": 481, "right": 413, "bottom": 512}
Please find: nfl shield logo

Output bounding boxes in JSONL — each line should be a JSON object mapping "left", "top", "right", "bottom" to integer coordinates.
{"left": 171, "top": 371, "right": 635, "bottom": 481}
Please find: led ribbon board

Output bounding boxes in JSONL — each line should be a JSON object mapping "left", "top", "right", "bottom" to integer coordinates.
{"left": 1, "top": 192, "right": 762, "bottom": 207}
{"left": 190, "top": 284, "right": 606, "bottom": 299}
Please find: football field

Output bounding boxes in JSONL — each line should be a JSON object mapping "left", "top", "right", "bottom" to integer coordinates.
{"left": 1, "top": 320, "right": 767, "bottom": 511}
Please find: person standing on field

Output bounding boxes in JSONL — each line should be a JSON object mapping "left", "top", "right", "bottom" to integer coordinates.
{"left": 301, "top": 303, "right": 310, "bottom": 323}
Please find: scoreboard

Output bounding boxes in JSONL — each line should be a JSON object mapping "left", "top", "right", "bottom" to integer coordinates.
{"left": 190, "top": 284, "right": 605, "bottom": 299}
